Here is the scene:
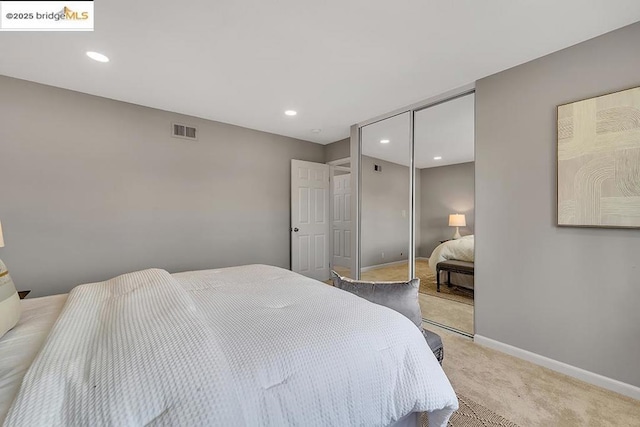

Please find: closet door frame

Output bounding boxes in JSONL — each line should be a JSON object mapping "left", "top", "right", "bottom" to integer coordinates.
{"left": 352, "top": 84, "right": 475, "bottom": 280}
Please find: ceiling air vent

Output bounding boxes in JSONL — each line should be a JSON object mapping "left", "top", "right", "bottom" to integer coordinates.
{"left": 172, "top": 123, "right": 197, "bottom": 140}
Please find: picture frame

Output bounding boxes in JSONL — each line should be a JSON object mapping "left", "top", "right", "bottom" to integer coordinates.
{"left": 557, "top": 86, "right": 640, "bottom": 229}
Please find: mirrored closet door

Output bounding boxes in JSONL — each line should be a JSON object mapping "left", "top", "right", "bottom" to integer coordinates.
{"left": 413, "top": 93, "right": 475, "bottom": 335}
{"left": 355, "top": 91, "right": 475, "bottom": 335}
{"left": 359, "top": 112, "right": 412, "bottom": 281}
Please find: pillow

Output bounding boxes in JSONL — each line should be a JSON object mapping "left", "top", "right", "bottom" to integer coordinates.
{"left": 331, "top": 271, "right": 422, "bottom": 328}
{"left": 0, "top": 259, "right": 21, "bottom": 338}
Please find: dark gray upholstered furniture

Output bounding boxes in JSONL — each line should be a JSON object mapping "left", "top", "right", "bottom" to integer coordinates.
{"left": 436, "top": 260, "right": 474, "bottom": 292}
{"left": 330, "top": 271, "right": 444, "bottom": 364}
{"left": 422, "top": 328, "right": 443, "bottom": 364}
{"left": 330, "top": 272, "right": 422, "bottom": 327}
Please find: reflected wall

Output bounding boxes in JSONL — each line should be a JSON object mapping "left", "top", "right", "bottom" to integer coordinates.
{"left": 359, "top": 112, "right": 411, "bottom": 280}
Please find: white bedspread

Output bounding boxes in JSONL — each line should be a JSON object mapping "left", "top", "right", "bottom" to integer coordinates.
{"left": 0, "top": 295, "right": 68, "bottom": 422}
{"left": 5, "top": 265, "right": 457, "bottom": 426}
{"left": 428, "top": 235, "right": 475, "bottom": 274}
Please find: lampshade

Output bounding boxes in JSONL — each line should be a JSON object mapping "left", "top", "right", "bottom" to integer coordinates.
{"left": 448, "top": 214, "right": 466, "bottom": 227}
{"left": 0, "top": 220, "right": 4, "bottom": 248}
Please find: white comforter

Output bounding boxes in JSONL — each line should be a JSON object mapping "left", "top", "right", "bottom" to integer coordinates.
{"left": 5, "top": 265, "right": 457, "bottom": 426}
{"left": 428, "top": 235, "right": 475, "bottom": 274}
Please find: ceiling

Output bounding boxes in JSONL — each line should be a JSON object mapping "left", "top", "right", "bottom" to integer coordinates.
{"left": 362, "top": 112, "right": 412, "bottom": 166}
{"left": 1, "top": 2, "right": 639, "bottom": 144}
{"left": 361, "top": 93, "right": 474, "bottom": 169}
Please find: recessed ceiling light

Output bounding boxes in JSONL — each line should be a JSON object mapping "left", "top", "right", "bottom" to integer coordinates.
{"left": 86, "top": 51, "right": 109, "bottom": 63}
{"left": 434, "top": 156, "right": 442, "bottom": 160}
{"left": 380, "top": 139, "right": 390, "bottom": 144}
{"left": 311, "top": 129, "right": 322, "bottom": 134}
{"left": 284, "top": 110, "right": 297, "bottom": 116}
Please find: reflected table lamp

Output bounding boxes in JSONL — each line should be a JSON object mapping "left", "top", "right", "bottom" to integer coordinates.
{"left": 449, "top": 214, "right": 466, "bottom": 239}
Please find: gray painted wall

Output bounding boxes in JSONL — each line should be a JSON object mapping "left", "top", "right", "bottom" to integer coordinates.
{"left": 0, "top": 76, "right": 324, "bottom": 297}
{"left": 475, "top": 22, "right": 640, "bottom": 387}
{"left": 419, "top": 162, "right": 475, "bottom": 257}
{"left": 361, "top": 156, "right": 410, "bottom": 268}
{"left": 324, "top": 138, "right": 350, "bottom": 163}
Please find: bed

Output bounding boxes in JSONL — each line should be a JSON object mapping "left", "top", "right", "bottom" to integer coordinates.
{"left": 0, "top": 265, "right": 458, "bottom": 426}
{"left": 428, "top": 235, "right": 475, "bottom": 290}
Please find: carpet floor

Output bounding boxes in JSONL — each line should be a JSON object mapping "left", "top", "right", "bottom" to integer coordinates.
{"left": 434, "top": 325, "right": 640, "bottom": 426}
{"left": 419, "top": 293, "right": 474, "bottom": 335}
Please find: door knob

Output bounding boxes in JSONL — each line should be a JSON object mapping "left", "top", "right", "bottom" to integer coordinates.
{"left": 293, "top": 227, "right": 299, "bottom": 232}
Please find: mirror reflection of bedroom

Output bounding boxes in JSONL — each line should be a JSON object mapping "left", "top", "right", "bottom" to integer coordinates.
{"left": 360, "top": 93, "right": 475, "bottom": 335}
{"left": 415, "top": 94, "right": 475, "bottom": 335}
{"left": 360, "top": 112, "right": 411, "bottom": 282}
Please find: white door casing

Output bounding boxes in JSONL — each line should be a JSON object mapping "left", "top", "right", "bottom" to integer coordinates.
{"left": 332, "top": 173, "right": 351, "bottom": 268}
{"left": 291, "top": 160, "right": 330, "bottom": 281}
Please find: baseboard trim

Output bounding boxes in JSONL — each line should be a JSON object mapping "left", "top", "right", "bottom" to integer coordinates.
{"left": 360, "top": 260, "right": 407, "bottom": 272}
{"left": 474, "top": 335, "right": 640, "bottom": 401}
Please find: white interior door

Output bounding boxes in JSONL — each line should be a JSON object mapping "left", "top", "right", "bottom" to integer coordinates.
{"left": 291, "top": 160, "right": 330, "bottom": 281}
{"left": 332, "top": 173, "right": 351, "bottom": 268}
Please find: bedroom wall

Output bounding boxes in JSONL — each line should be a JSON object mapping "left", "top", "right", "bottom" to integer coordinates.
{"left": 0, "top": 75, "right": 324, "bottom": 297}
{"left": 419, "top": 162, "right": 474, "bottom": 257}
{"left": 361, "top": 155, "right": 410, "bottom": 268}
{"left": 475, "top": 21, "right": 640, "bottom": 388}
{"left": 324, "top": 138, "right": 350, "bottom": 163}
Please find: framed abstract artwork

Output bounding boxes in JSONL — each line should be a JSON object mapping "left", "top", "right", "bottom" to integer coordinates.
{"left": 557, "top": 86, "right": 640, "bottom": 228}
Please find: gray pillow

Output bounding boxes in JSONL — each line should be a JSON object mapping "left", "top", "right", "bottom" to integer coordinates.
{"left": 0, "top": 259, "right": 21, "bottom": 339}
{"left": 331, "top": 271, "right": 422, "bottom": 328}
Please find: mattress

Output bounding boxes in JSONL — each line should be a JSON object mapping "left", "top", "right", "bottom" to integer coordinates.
{"left": 0, "top": 294, "right": 68, "bottom": 422}
{"left": 2, "top": 266, "right": 457, "bottom": 426}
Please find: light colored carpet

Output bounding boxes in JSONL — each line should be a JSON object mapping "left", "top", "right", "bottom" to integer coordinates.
{"left": 434, "top": 325, "right": 640, "bottom": 427}
{"left": 421, "top": 394, "right": 519, "bottom": 426}
{"left": 419, "top": 293, "right": 473, "bottom": 335}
